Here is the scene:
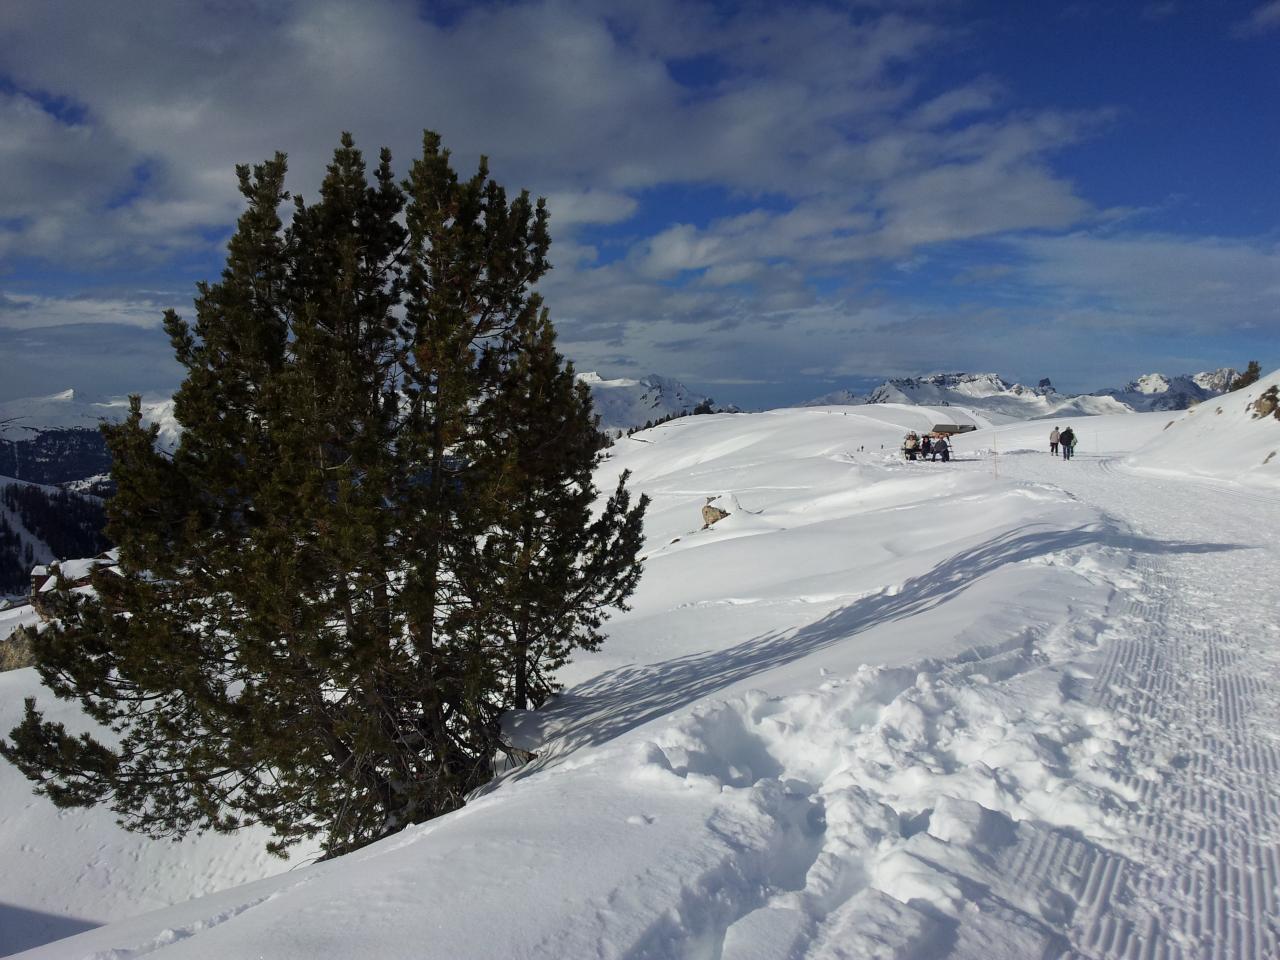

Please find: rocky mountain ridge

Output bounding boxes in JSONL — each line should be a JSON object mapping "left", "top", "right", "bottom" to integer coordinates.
{"left": 576, "top": 372, "right": 714, "bottom": 435}
{"left": 1093, "top": 368, "right": 1238, "bottom": 412}
{"left": 803, "top": 368, "right": 1239, "bottom": 419}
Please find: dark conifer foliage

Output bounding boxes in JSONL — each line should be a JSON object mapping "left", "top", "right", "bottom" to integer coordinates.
{"left": 0, "top": 484, "right": 109, "bottom": 595}
{"left": 474, "top": 314, "right": 647, "bottom": 710}
{"left": 0, "top": 513, "right": 34, "bottom": 596}
{"left": 1231, "top": 360, "right": 1261, "bottom": 391}
{"left": 0, "top": 132, "right": 647, "bottom": 858}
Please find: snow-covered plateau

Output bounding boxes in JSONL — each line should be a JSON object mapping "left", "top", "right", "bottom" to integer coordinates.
{"left": 3, "top": 372, "right": 1279, "bottom": 959}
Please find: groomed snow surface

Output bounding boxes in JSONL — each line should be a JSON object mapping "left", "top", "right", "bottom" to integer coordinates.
{"left": 4, "top": 374, "right": 1280, "bottom": 959}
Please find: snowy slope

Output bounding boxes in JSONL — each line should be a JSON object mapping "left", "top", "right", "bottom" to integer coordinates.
{"left": 0, "top": 666, "right": 317, "bottom": 956}
{"left": 10, "top": 403, "right": 1280, "bottom": 959}
{"left": 1125, "top": 367, "right": 1280, "bottom": 488}
{"left": 958, "top": 411, "right": 1178, "bottom": 458}
{"left": 579, "top": 372, "right": 712, "bottom": 434}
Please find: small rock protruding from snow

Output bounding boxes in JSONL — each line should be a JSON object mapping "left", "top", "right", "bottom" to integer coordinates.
{"left": 701, "top": 497, "right": 731, "bottom": 529}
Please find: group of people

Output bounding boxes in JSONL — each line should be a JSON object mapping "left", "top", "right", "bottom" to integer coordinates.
{"left": 901, "top": 426, "right": 1079, "bottom": 463}
{"left": 902, "top": 431, "right": 951, "bottom": 462}
{"left": 1049, "top": 426, "right": 1077, "bottom": 460}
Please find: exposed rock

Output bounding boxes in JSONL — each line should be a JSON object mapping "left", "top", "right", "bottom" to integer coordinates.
{"left": 0, "top": 626, "right": 33, "bottom": 672}
{"left": 701, "top": 498, "right": 730, "bottom": 529}
{"left": 1252, "top": 386, "right": 1278, "bottom": 420}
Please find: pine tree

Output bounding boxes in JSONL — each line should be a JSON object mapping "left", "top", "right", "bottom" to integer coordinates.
{"left": 1, "top": 132, "right": 646, "bottom": 857}
{"left": 1231, "top": 360, "right": 1261, "bottom": 391}
{"left": 473, "top": 312, "right": 647, "bottom": 710}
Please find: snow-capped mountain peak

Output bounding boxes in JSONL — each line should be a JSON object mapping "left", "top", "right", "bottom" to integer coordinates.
{"left": 1130, "top": 373, "right": 1172, "bottom": 395}
{"left": 577, "top": 372, "right": 712, "bottom": 434}
{"left": 1192, "top": 368, "right": 1238, "bottom": 393}
{"left": 804, "top": 372, "right": 1122, "bottom": 420}
{"left": 802, "top": 368, "right": 1241, "bottom": 419}
{"left": 1093, "top": 369, "right": 1238, "bottom": 412}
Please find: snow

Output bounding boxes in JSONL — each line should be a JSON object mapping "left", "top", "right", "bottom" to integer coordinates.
{"left": 5, "top": 388, "right": 1280, "bottom": 959}
{"left": 805, "top": 369, "right": 1239, "bottom": 418}
{"left": 0, "top": 665, "right": 318, "bottom": 956}
{"left": 579, "top": 372, "right": 712, "bottom": 434}
{"left": 1125, "top": 368, "right": 1280, "bottom": 489}
{"left": 0, "top": 603, "right": 40, "bottom": 645}
{"left": 0, "top": 391, "right": 180, "bottom": 450}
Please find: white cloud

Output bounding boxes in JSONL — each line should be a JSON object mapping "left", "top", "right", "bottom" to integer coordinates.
{"left": 908, "top": 79, "right": 1003, "bottom": 128}
{"left": 541, "top": 189, "right": 638, "bottom": 227}
{"left": 1011, "top": 232, "right": 1280, "bottom": 333}
{"left": 7, "top": 0, "right": 1251, "bottom": 405}
{"left": 0, "top": 0, "right": 1088, "bottom": 266}
{"left": 1233, "top": 1, "right": 1280, "bottom": 35}
{"left": 0, "top": 291, "right": 179, "bottom": 330}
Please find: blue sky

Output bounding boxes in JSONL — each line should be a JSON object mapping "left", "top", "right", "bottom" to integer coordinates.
{"left": 0, "top": 0, "right": 1276, "bottom": 409}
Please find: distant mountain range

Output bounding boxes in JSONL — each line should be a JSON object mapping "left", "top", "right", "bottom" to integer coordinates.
{"left": 0, "top": 389, "right": 178, "bottom": 486}
{"left": 576, "top": 372, "right": 715, "bottom": 435}
{"left": 0, "top": 377, "right": 716, "bottom": 594}
{"left": 0, "top": 368, "right": 1244, "bottom": 596}
{"left": 802, "top": 369, "right": 1239, "bottom": 419}
{"left": 0, "top": 376, "right": 715, "bottom": 485}
{"left": 0, "top": 392, "right": 173, "bottom": 596}
{"left": 1092, "top": 370, "right": 1238, "bottom": 412}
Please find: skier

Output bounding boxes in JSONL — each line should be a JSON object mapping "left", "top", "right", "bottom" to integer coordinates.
{"left": 1049, "top": 426, "right": 1060, "bottom": 455}
{"left": 1059, "top": 426, "right": 1075, "bottom": 460}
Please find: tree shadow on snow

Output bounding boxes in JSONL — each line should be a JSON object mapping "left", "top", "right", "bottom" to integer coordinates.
{"left": 0, "top": 902, "right": 100, "bottom": 957}
{"left": 499, "top": 522, "right": 1247, "bottom": 783}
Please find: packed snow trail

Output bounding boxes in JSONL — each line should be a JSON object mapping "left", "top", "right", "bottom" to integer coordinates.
{"left": 949, "top": 450, "right": 1280, "bottom": 959}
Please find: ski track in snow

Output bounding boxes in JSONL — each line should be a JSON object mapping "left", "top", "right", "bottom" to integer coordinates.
{"left": 1011, "top": 454, "right": 1280, "bottom": 960}
{"left": 612, "top": 453, "right": 1280, "bottom": 959}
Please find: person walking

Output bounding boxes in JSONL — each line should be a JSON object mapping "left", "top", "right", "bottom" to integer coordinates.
{"left": 1059, "top": 426, "right": 1075, "bottom": 460}
{"left": 1049, "top": 427, "right": 1060, "bottom": 455}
